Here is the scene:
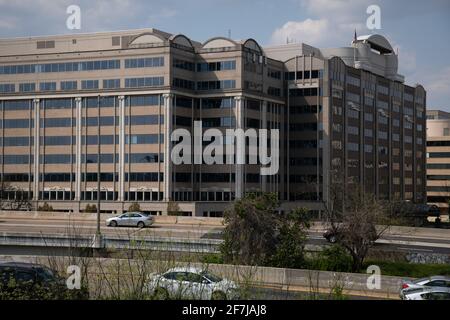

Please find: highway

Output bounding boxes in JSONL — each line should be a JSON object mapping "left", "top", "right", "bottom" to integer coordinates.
{"left": 0, "top": 215, "right": 449, "bottom": 254}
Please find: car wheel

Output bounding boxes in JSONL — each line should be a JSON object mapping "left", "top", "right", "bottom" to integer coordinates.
{"left": 137, "top": 221, "right": 145, "bottom": 228}
{"left": 110, "top": 221, "right": 118, "bottom": 227}
{"left": 329, "top": 235, "right": 336, "bottom": 243}
{"left": 153, "top": 287, "right": 169, "bottom": 300}
{"left": 211, "top": 291, "right": 227, "bottom": 300}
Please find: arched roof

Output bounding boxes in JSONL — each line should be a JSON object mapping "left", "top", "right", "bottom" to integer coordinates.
{"left": 356, "top": 34, "right": 394, "bottom": 54}
{"left": 202, "top": 37, "right": 237, "bottom": 49}
{"left": 129, "top": 32, "right": 166, "bottom": 46}
{"left": 169, "top": 34, "right": 195, "bottom": 48}
{"left": 242, "top": 38, "right": 262, "bottom": 53}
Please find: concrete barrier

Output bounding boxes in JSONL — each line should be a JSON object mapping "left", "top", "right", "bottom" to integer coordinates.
{"left": 0, "top": 254, "right": 406, "bottom": 299}
{"left": 0, "top": 210, "right": 224, "bottom": 226}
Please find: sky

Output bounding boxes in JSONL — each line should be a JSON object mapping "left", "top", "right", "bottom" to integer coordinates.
{"left": 0, "top": 0, "right": 449, "bottom": 110}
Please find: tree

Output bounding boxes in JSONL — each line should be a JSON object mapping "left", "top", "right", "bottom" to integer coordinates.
{"left": 323, "top": 181, "right": 390, "bottom": 272}
{"left": 167, "top": 201, "right": 181, "bottom": 216}
{"left": 221, "top": 193, "right": 311, "bottom": 267}
{"left": 221, "top": 193, "right": 279, "bottom": 266}
{"left": 269, "top": 208, "right": 311, "bottom": 268}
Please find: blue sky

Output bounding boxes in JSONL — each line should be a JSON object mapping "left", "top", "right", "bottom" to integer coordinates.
{"left": 0, "top": 0, "right": 449, "bottom": 110}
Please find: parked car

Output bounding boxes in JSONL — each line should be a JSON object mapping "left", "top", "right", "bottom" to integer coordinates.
{"left": 400, "top": 287, "right": 450, "bottom": 300}
{"left": 323, "top": 225, "right": 377, "bottom": 243}
{"left": 400, "top": 276, "right": 450, "bottom": 293}
{"left": 146, "top": 267, "right": 240, "bottom": 300}
{"left": 0, "top": 262, "right": 88, "bottom": 300}
{"left": 106, "top": 212, "right": 154, "bottom": 228}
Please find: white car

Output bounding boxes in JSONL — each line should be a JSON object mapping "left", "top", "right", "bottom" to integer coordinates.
{"left": 400, "top": 276, "right": 450, "bottom": 300}
{"left": 401, "top": 276, "right": 450, "bottom": 292}
{"left": 106, "top": 212, "right": 154, "bottom": 228}
{"left": 400, "top": 287, "right": 450, "bottom": 300}
{"left": 146, "top": 267, "right": 240, "bottom": 300}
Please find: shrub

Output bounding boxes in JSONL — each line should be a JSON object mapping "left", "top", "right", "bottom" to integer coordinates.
{"left": 84, "top": 204, "right": 97, "bottom": 213}
{"left": 314, "top": 245, "right": 353, "bottom": 273}
{"left": 38, "top": 202, "right": 53, "bottom": 212}
{"left": 128, "top": 202, "right": 141, "bottom": 212}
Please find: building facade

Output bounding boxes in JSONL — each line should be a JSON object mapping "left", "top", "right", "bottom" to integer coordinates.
{"left": 426, "top": 110, "right": 450, "bottom": 213}
{"left": 0, "top": 29, "right": 426, "bottom": 215}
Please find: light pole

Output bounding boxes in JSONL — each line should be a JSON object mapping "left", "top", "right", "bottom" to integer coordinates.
{"left": 93, "top": 95, "right": 103, "bottom": 248}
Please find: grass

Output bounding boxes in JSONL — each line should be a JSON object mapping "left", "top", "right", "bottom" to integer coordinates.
{"left": 363, "top": 260, "right": 450, "bottom": 278}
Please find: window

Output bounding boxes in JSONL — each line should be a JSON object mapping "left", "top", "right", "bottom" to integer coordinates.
{"left": 197, "top": 60, "right": 236, "bottom": 72}
{"left": 347, "top": 74, "right": 361, "bottom": 87}
{"left": 125, "top": 77, "right": 164, "bottom": 88}
{"left": 2, "top": 155, "right": 31, "bottom": 164}
{"left": 125, "top": 134, "right": 162, "bottom": 144}
{"left": 201, "top": 98, "right": 235, "bottom": 109}
{"left": 3, "top": 119, "right": 33, "bottom": 128}
{"left": 40, "top": 82, "right": 56, "bottom": 91}
{"left": 348, "top": 126, "right": 359, "bottom": 135}
{"left": 3, "top": 100, "right": 31, "bottom": 110}
{"left": 173, "top": 78, "right": 195, "bottom": 90}
{"left": 103, "top": 79, "right": 120, "bottom": 89}
{"left": 43, "top": 99, "right": 72, "bottom": 109}
{"left": 41, "top": 118, "right": 75, "bottom": 128}
{"left": 41, "top": 154, "right": 71, "bottom": 164}
{"left": 364, "top": 113, "right": 373, "bottom": 122}
{"left": 129, "top": 95, "right": 159, "bottom": 106}
{"left": 41, "top": 136, "right": 73, "bottom": 146}
{"left": 173, "top": 58, "right": 195, "bottom": 71}
{"left": 126, "top": 153, "right": 162, "bottom": 163}
{"left": 81, "top": 80, "right": 99, "bottom": 90}
{"left": 364, "top": 129, "right": 373, "bottom": 137}
{"left": 378, "top": 131, "right": 388, "bottom": 140}
{"left": 348, "top": 143, "right": 359, "bottom": 152}
{"left": 124, "top": 57, "right": 164, "bottom": 69}
{"left": 60, "top": 81, "right": 77, "bottom": 91}
{"left": 197, "top": 80, "right": 236, "bottom": 90}
{"left": 19, "top": 83, "right": 36, "bottom": 92}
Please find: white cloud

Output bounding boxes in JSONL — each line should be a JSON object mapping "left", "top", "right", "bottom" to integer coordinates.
{"left": 270, "top": 0, "right": 371, "bottom": 46}
{"left": 270, "top": 19, "right": 328, "bottom": 45}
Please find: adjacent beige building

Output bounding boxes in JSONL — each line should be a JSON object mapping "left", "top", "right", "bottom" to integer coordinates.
{"left": 426, "top": 110, "right": 450, "bottom": 213}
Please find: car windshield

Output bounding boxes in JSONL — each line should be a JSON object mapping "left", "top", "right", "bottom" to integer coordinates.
{"left": 201, "top": 271, "right": 222, "bottom": 283}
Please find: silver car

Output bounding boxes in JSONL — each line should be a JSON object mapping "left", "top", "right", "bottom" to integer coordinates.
{"left": 400, "top": 287, "right": 450, "bottom": 300}
{"left": 106, "top": 212, "right": 154, "bottom": 228}
{"left": 401, "top": 276, "right": 450, "bottom": 292}
{"left": 146, "top": 267, "right": 240, "bottom": 300}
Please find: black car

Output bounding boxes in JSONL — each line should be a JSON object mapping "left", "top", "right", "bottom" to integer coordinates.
{"left": 0, "top": 262, "right": 88, "bottom": 300}
{"left": 323, "top": 225, "right": 378, "bottom": 243}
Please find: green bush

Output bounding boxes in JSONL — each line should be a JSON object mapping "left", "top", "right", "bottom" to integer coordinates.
{"left": 84, "top": 204, "right": 97, "bottom": 213}
{"left": 128, "top": 202, "right": 141, "bottom": 212}
{"left": 311, "top": 245, "right": 353, "bottom": 273}
{"left": 363, "top": 260, "right": 450, "bottom": 278}
{"left": 38, "top": 202, "right": 53, "bottom": 212}
{"left": 201, "top": 253, "right": 224, "bottom": 265}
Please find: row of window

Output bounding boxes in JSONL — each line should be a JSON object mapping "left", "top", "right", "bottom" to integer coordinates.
{"left": 0, "top": 59, "right": 121, "bottom": 75}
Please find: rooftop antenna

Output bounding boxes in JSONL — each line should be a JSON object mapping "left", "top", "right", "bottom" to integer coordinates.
{"left": 353, "top": 29, "right": 358, "bottom": 67}
{"left": 228, "top": 29, "right": 231, "bottom": 39}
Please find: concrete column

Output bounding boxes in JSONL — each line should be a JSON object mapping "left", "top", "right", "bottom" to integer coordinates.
{"left": 118, "top": 96, "right": 125, "bottom": 202}
{"left": 234, "top": 96, "right": 245, "bottom": 199}
{"left": 261, "top": 100, "right": 268, "bottom": 193}
{"left": 163, "top": 93, "right": 174, "bottom": 201}
{"left": 33, "top": 99, "right": 40, "bottom": 201}
{"left": 75, "top": 97, "right": 82, "bottom": 201}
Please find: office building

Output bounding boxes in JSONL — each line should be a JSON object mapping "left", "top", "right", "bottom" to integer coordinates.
{"left": 0, "top": 29, "right": 426, "bottom": 215}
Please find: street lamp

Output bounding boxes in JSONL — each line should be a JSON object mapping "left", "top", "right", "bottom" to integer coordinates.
{"left": 92, "top": 95, "right": 103, "bottom": 249}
